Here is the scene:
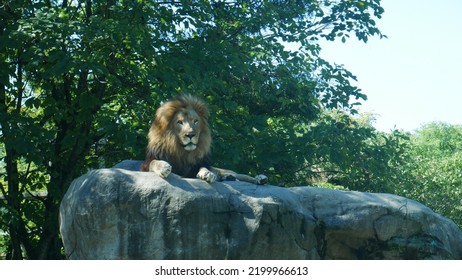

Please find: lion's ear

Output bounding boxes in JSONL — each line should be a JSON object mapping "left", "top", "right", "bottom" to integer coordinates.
{"left": 196, "top": 106, "right": 209, "bottom": 120}
{"left": 192, "top": 99, "right": 209, "bottom": 120}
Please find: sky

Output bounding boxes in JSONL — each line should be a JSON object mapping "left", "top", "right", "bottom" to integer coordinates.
{"left": 319, "top": 0, "right": 462, "bottom": 132}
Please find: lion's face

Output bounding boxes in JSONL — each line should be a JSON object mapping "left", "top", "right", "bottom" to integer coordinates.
{"left": 142, "top": 94, "right": 212, "bottom": 177}
{"left": 173, "top": 109, "right": 202, "bottom": 152}
{"left": 143, "top": 94, "right": 212, "bottom": 174}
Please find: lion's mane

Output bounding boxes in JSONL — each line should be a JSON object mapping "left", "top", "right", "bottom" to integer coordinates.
{"left": 141, "top": 95, "right": 212, "bottom": 177}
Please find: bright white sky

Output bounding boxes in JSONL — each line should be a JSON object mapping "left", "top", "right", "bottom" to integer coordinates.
{"left": 320, "top": 0, "right": 462, "bottom": 132}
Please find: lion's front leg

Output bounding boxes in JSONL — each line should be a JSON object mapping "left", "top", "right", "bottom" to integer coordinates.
{"left": 196, "top": 167, "right": 218, "bottom": 183}
{"left": 148, "top": 160, "right": 172, "bottom": 178}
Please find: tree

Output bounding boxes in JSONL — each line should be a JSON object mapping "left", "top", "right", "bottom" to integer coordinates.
{"left": 0, "top": 0, "right": 385, "bottom": 259}
{"left": 395, "top": 123, "right": 462, "bottom": 228}
{"left": 1, "top": 0, "right": 159, "bottom": 259}
{"left": 289, "top": 110, "right": 411, "bottom": 192}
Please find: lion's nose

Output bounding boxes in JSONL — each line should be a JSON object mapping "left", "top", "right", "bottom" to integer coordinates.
{"left": 186, "top": 133, "right": 196, "bottom": 140}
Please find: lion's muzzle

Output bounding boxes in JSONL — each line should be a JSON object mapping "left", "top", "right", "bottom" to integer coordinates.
{"left": 183, "top": 142, "right": 197, "bottom": 151}
{"left": 182, "top": 134, "right": 199, "bottom": 151}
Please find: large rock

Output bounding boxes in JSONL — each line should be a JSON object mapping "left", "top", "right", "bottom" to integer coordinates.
{"left": 59, "top": 160, "right": 462, "bottom": 259}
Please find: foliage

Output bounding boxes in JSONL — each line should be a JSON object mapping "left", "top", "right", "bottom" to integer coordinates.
{"left": 0, "top": 0, "right": 387, "bottom": 259}
{"left": 1, "top": 0, "right": 161, "bottom": 259}
{"left": 394, "top": 123, "right": 462, "bottom": 228}
{"left": 302, "top": 111, "right": 411, "bottom": 193}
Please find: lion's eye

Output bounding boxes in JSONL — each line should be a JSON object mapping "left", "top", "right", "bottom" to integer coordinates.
{"left": 177, "top": 120, "right": 183, "bottom": 126}
{"left": 193, "top": 119, "right": 199, "bottom": 125}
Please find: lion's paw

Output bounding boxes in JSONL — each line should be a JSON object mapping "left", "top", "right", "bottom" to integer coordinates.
{"left": 149, "top": 160, "right": 172, "bottom": 178}
{"left": 197, "top": 168, "right": 217, "bottom": 183}
{"left": 255, "top": 174, "right": 268, "bottom": 185}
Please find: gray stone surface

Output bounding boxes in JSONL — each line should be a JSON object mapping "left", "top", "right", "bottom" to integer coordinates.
{"left": 59, "top": 161, "right": 462, "bottom": 259}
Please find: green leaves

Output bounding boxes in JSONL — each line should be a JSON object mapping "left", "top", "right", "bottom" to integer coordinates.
{"left": 394, "top": 123, "right": 462, "bottom": 228}
{"left": 0, "top": 0, "right": 161, "bottom": 259}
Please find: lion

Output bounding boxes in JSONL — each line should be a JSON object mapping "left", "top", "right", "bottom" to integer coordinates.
{"left": 141, "top": 94, "right": 268, "bottom": 185}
